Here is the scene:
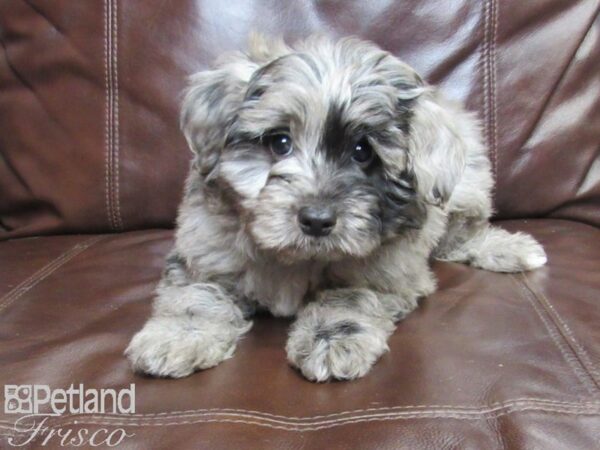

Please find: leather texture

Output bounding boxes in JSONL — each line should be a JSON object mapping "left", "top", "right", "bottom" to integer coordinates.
{"left": 1, "top": 220, "right": 599, "bottom": 448}
{"left": 0, "top": 0, "right": 599, "bottom": 448}
{"left": 0, "top": 0, "right": 599, "bottom": 239}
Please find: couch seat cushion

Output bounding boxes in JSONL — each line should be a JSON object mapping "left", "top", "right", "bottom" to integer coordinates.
{"left": 1, "top": 220, "right": 599, "bottom": 449}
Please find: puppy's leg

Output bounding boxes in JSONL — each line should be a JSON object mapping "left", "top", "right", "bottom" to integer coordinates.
{"left": 436, "top": 214, "right": 547, "bottom": 272}
{"left": 286, "top": 288, "right": 415, "bottom": 382}
{"left": 125, "top": 254, "right": 251, "bottom": 378}
{"left": 433, "top": 144, "right": 546, "bottom": 273}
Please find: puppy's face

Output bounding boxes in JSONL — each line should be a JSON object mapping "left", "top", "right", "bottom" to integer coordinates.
{"left": 182, "top": 38, "right": 455, "bottom": 262}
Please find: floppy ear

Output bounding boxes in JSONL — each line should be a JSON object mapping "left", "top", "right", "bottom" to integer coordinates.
{"left": 180, "top": 56, "right": 257, "bottom": 179}
{"left": 181, "top": 34, "right": 292, "bottom": 179}
{"left": 406, "top": 90, "right": 476, "bottom": 206}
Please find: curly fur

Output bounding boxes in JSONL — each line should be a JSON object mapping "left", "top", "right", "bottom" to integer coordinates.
{"left": 126, "top": 35, "right": 547, "bottom": 382}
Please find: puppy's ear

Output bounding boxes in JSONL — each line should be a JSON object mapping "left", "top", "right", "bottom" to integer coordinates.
{"left": 180, "top": 56, "right": 257, "bottom": 179}
{"left": 247, "top": 32, "right": 291, "bottom": 63}
{"left": 406, "top": 90, "right": 477, "bottom": 206}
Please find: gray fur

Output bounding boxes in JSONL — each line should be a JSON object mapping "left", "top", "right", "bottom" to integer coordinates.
{"left": 125, "top": 35, "right": 546, "bottom": 382}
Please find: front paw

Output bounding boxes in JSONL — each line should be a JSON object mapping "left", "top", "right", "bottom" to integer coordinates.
{"left": 125, "top": 316, "right": 251, "bottom": 378}
{"left": 286, "top": 310, "right": 394, "bottom": 382}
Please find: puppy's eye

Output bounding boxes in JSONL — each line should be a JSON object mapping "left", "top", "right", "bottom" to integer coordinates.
{"left": 352, "top": 138, "right": 374, "bottom": 165}
{"left": 265, "top": 133, "right": 293, "bottom": 157}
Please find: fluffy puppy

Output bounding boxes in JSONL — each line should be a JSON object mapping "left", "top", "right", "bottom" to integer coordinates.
{"left": 126, "top": 35, "right": 547, "bottom": 382}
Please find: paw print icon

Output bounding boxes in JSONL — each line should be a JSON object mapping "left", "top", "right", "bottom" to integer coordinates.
{"left": 4, "top": 385, "right": 33, "bottom": 414}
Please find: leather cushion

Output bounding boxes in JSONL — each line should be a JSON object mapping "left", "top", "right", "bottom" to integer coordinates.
{"left": 1, "top": 1, "right": 598, "bottom": 239}
{"left": 1, "top": 219, "right": 599, "bottom": 448}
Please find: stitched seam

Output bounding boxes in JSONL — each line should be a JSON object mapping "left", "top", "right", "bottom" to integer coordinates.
{"left": 512, "top": 275, "right": 598, "bottom": 396}
{"left": 70, "top": 404, "right": 600, "bottom": 425}
{"left": 52, "top": 398, "right": 600, "bottom": 421}
{"left": 3, "top": 399, "right": 597, "bottom": 425}
{"left": 490, "top": 0, "right": 498, "bottom": 179}
{"left": 0, "top": 236, "right": 105, "bottom": 314}
{"left": 103, "top": 0, "right": 114, "bottom": 230}
{"left": 520, "top": 274, "right": 600, "bottom": 391}
{"left": 480, "top": 0, "right": 491, "bottom": 172}
{"left": 7, "top": 413, "right": 600, "bottom": 448}
{"left": 481, "top": 0, "right": 496, "bottom": 178}
{"left": 111, "top": 0, "right": 123, "bottom": 230}
{"left": 7, "top": 405, "right": 600, "bottom": 435}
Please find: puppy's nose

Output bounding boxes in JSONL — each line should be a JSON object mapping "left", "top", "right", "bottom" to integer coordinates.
{"left": 298, "top": 206, "right": 337, "bottom": 237}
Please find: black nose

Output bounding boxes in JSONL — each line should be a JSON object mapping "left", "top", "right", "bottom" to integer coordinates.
{"left": 298, "top": 206, "right": 337, "bottom": 237}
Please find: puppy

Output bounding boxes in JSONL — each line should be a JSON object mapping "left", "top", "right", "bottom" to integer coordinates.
{"left": 126, "top": 35, "right": 547, "bottom": 382}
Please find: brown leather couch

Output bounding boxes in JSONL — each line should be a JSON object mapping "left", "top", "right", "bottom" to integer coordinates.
{"left": 1, "top": 1, "right": 599, "bottom": 448}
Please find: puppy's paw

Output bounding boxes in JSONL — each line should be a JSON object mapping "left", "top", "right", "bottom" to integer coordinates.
{"left": 286, "top": 313, "right": 394, "bottom": 382}
{"left": 470, "top": 230, "right": 547, "bottom": 273}
{"left": 125, "top": 316, "right": 251, "bottom": 378}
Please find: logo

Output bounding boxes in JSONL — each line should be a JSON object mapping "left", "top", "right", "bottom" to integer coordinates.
{"left": 3, "top": 384, "right": 136, "bottom": 447}
{"left": 4, "top": 386, "right": 33, "bottom": 414}
{"left": 4, "top": 384, "right": 135, "bottom": 415}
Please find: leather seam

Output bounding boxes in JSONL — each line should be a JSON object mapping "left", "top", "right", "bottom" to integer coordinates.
{"left": 490, "top": 0, "right": 498, "bottom": 179}
{"left": 512, "top": 275, "right": 599, "bottom": 396}
{"left": 520, "top": 273, "right": 600, "bottom": 392}
{"left": 480, "top": 0, "right": 498, "bottom": 181}
{"left": 104, "top": 0, "right": 115, "bottom": 230}
{"left": 104, "top": 0, "right": 122, "bottom": 231}
{"left": 68, "top": 398, "right": 600, "bottom": 420}
{"left": 4, "top": 404, "right": 599, "bottom": 434}
{"left": 111, "top": 0, "right": 123, "bottom": 230}
{"left": 2, "top": 399, "right": 597, "bottom": 424}
{"left": 480, "top": 0, "right": 490, "bottom": 174}
{"left": 0, "top": 236, "right": 105, "bottom": 315}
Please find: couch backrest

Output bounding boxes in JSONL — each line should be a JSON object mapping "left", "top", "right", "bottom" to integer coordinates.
{"left": 1, "top": 0, "right": 598, "bottom": 240}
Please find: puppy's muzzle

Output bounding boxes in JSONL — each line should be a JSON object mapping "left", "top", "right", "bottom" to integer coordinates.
{"left": 298, "top": 206, "right": 337, "bottom": 237}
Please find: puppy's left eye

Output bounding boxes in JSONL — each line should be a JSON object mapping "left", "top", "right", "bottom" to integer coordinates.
{"left": 265, "top": 133, "right": 293, "bottom": 157}
{"left": 352, "top": 138, "right": 374, "bottom": 165}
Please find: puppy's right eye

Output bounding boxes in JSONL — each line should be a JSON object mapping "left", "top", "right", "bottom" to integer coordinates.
{"left": 351, "top": 138, "right": 375, "bottom": 166}
{"left": 265, "top": 133, "right": 293, "bottom": 157}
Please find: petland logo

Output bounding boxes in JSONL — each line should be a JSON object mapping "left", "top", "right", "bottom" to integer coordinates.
{"left": 3, "top": 384, "right": 135, "bottom": 447}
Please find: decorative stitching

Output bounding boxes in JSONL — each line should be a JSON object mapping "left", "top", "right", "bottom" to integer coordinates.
{"left": 104, "top": 0, "right": 122, "bottom": 231}
{"left": 111, "top": 0, "right": 123, "bottom": 230}
{"left": 480, "top": 0, "right": 491, "bottom": 163}
{"left": 3, "top": 399, "right": 600, "bottom": 427}
{"left": 0, "top": 236, "right": 105, "bottom": 314}
{"left": 104, "top": 0, "right": 113, "bottom": 230}
{"left": 6, "top": 403, "right": 599, "bottom": 436}
{"left": 512, "top": 276, "right": 598, "bottom": 396}
{"left": 70, "top": 398, "right": 600, "bottom": 422}
{"left": 520, "top": 274, "right": 600, "bottom": 392}
{"left": 0, "top": 397, "right": 600, "bottom": 427}
{"left": 480, "top": 0, "right": 499, "bottom": 182}
{"left": 490, "top": 0, "right": 498, "bottom": 180}
{"left": 481, "top": 1, "right": 489, "bottom": 141}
